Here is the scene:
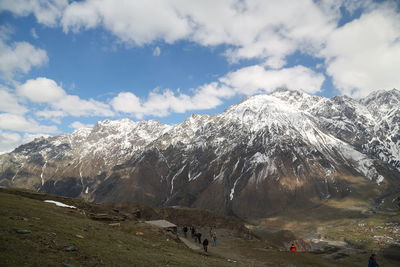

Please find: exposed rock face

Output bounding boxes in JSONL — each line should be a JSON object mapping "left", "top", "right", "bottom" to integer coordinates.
{"left": 1, "top": 89, "right": 399, "bottom": 219}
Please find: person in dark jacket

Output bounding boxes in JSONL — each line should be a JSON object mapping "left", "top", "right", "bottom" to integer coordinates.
{"left": 368, "top": 254, "right": 379, "bottom": 267}
{"left": 183, "top": 226, "right": 188, "bottom": 238}
{"left": 203, "top": 238, "right": 209, "bottom": 252}
{"left": 191, "top": 227, "right": 195, "bottom": 239}
{"left": 197, "top": 232, "right": 202, "bottom": 244}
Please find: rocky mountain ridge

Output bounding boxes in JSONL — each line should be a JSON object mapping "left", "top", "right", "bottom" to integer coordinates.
{"left": 1, "top": 88, "right": 399, "bottom": 219}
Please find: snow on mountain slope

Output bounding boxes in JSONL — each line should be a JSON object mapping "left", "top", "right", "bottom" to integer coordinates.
{"left": 0, "top": 89, "right": 399, "bottom": 218}
{"left": 360, "top": 89, "right": 400, "bottom": 171}
{"left": 0, "top": 119, "right": 170, "bottom": 196}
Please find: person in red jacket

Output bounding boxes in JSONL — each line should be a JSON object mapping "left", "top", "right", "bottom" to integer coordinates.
{"left": 290, "top": 244, "right": 297, "bottom": 253}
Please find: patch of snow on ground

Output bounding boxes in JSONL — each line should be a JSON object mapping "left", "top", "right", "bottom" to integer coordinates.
{"left": 44, "top": 200, "right": 76, "bottom": 209}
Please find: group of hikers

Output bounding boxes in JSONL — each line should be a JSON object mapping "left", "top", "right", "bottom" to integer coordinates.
{"left": 182, "top": 225, "right": 217, "bottom": 252}
{"left": 181, "top": 227, "right": 381, "bottom": 266}
{"left": 179, "top": 230, "right": 298, "bottom": 255}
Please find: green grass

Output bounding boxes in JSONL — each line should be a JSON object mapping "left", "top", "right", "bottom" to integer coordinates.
{"left": 0, "top": 190, "right": 234, "bottom": 266}
{"left": 248, "top": 195, "right": 400, "bottom": 266}
{"left": 1, "top": 187, "right": 399, "bottom": 267}
{"left": 323, "top": 211, "right": 400, "bottom": 250}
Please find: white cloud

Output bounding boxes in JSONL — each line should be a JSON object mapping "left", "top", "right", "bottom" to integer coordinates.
{"left": 17, "top": 77, "right": 65, "bottom": 103}
{"left": 61, "top": 0, "right": 190, "bottom": 45}
{"left": 322, "top": 6, "right": 400, "bottom": 98}
{"left": 153, "top": 46, "right": 161, "bottom": 56}
{"left": 110, "top": 92, "right": 142, "bottom": 114}
{"left": 69, "top": 121, "right": 93, "bottom": 130}
{"left": 0, "top": 131, "right": 21, "bottom": 154}
{"left": 0, "top": 21, "right": 47, "bottom": 80}
{"left": 111, "top": 84, "right": 234, "bottom": 119}
{"left": 55, "top": 94, "right": 114, "bottom": 117}
{"left": 0, "top": 113, "right": 58, "bottom": 133}
{"left": 34, "top": 110, "right": 65, "bottom": 123}
{"left": 18, "top": 77, "right": 115, "bottom": 118}
{"left": 0, "top": 131, "right": 50, "bottom": 154}
{"left": 189, "top": 82, "right": 235, "bottom": 109}
{"left": 111, "top": 90, "right": 188, "bottom": 119}
{"left": 58, "top": 0, "right": 400, "bottom": 96}
{"left": 111, "top": 65, "right": 323, "bottom": 118}
{"left": 0, "top": 0, "right": 68, "bottom": 26}
{"left": 220, "top": 65, "right": 325, "bottom": 95}
{"left": 0, "top": 40, "right": 48, "bottom": 79}
{"left": 0, "top": 87, "right": 28, "bottom": 114}
{"left": 59, "top": 0, "right": 340, "bottom": 68}
{"left": 3, "top": 0, "right": 399, "bottom": 100}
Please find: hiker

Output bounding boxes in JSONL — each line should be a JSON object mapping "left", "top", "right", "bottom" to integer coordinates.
{"left": 183, "top": 226, "right": 188, "bottom": 238}
{"left": 203, "top": 238, "right": 209, "bottom": 252}
{"left": 191, "top": 227, "right": 195, "bottom": 239}
{"left": 197, "top": 232, "right": 202, "bottom": 244}
{"left": 368, "top": 254, "right": 379, "bottom": 267}
{"left": 290, "top": 244, "right": 296, "bottom": 253}
{"left": 211, "top": 231, "right": 217, "bottom": 246}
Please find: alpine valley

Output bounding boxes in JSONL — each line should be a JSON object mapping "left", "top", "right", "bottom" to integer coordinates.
{"left": 1, "top": 88, "right": 399, "bottom": 220}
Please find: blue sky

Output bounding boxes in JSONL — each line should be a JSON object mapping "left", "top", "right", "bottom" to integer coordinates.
{"left": 0, "top": 0, "right": 400, "bottom": 153}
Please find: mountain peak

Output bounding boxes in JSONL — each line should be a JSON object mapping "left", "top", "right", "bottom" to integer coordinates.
{"left": 361, "top": 89, "right": 400, "bottom": 116}
{"left": 362, "top": 88, "right": 400, "bottom": 103}
{"left": 1, "top": 87, "right": 399, "bottom": 220}
{"left": 225, "top": 89, "right": 322, "bottom": 118}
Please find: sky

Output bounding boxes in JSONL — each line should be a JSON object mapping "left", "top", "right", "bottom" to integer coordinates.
{"left": 0, "top": 0, "right": 400, "bottom": 153}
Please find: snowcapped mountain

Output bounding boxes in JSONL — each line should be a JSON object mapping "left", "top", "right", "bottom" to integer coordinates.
{"left": 1, "top": 89, "right": 399, "bottom": 219}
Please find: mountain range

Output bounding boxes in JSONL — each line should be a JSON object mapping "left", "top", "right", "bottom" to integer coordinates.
{"left": 1, "top": 88, "right": 399, "bottom": 219}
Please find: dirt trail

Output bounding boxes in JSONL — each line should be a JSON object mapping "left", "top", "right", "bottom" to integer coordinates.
{"left": 177, "top": 227, "right": 264, "bottom": 266}
{"left": 178, "top": 236, "right": 201, "bottom": 251}
{"left": 175, "top": 226, "right": 364, "bottom": 267}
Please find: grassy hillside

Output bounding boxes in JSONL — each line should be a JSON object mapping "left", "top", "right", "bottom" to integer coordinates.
{"left": 0, "top": 188, "right": 233, "bottom": 266}
{"left": 1, "top": 187, "right": 399, "bottom": 266}
{"left": 254, "top": 194, "right": 400, "bottom": 266}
